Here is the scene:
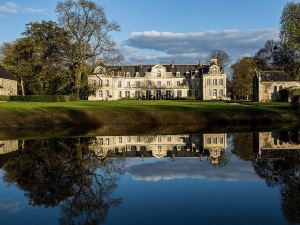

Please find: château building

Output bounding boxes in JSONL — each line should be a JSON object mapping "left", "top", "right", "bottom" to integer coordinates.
{"left": 0, "top": 66, "right": 17, "bottom": 96}
{"left": 88, "top": 59, "right": 227, "bottom": 100}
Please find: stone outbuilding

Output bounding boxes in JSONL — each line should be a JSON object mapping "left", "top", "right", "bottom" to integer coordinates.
{"left": 253, "top": 70, "right": 300, "bottom": 102}
{"left": 0, "top": 66, "right": 17, "bottom": 96}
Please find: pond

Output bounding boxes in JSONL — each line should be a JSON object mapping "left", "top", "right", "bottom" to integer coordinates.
{"left": 0, "top": 130, "right": 299, "bottom": 225}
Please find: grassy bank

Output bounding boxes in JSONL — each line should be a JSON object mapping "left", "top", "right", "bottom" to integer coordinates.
{"left": 0, "top": 100, "right": 299, "bottom": 134}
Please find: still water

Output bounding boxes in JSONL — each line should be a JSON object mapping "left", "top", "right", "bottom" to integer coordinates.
{"left": 0, "top": 131, "right": 299, "bottom": 225}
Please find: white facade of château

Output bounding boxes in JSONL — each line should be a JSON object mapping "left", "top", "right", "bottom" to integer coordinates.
{"left": 88, "top": 59, "right": 227, "bottom": 101}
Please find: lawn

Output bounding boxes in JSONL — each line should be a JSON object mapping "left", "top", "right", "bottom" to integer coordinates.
{"left": 0, "top": 100, "right": 298, "bottom": 133}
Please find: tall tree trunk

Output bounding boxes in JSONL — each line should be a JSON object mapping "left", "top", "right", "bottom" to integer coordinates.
{"left": 20, "top": 76, "right": 25, "bottom": 96}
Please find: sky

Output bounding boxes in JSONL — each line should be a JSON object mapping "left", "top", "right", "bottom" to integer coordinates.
{"left": 0, "top": 0, "right": 297, "bottom": 65}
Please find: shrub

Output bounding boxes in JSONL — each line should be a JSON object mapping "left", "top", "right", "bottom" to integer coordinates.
{"left": 0, "top": 95, "right": 10, "bottom": 101}
{"left": 8, "top": 95, "right": 80, "bottom": 102}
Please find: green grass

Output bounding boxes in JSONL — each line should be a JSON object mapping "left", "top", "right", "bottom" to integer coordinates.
{"left": 0, "top": 100, "right": 299, "bottom": 134}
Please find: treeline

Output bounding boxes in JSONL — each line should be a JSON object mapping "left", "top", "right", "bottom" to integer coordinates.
{"left": 231, "top": 2, "right": 300, "bottom": 100}
{"left": 0, "top": 0, "right": 121, "bottom": 98}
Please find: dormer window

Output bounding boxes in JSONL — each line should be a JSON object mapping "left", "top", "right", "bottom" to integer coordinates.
{"left": 186, "top": 71, "right": 190, "bottom": 77}
{"left": 176, "top": 72, "right": 181, "bottom": 77}
{"left": 117, "top": 72, "right": 121, "bottom": 76}
{"left": 157, "top": 71, "right": 161, "bottom": 77}
{"left": 136, "top": 72, "right": 140, "bottom": 77}
{"left": 126, "top": 72, "right": 131, "bottom": 77}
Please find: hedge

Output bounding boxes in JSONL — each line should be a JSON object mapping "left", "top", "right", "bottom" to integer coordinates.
{"left": 0, "top": 95, "right": 10, "bottom": 101}
{"left": 0, "top": 95, "right": 80, "bottom": 102}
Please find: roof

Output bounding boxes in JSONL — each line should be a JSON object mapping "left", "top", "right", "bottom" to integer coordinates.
{"left": 104, "top": 63, "right": 213, "bottom": 77}
{"left": 258, "top": 71, "right": 296, "bottom": 82}
{"left": 0, "top": 66, "right": 17, "bottom": 81}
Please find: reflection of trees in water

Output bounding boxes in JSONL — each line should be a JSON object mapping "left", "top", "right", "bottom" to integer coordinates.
{"left": 2, "top": 138, "right": 124, "bottom": 225}
{"left": 253, "top": 151, "right": 300, "bottom": 224}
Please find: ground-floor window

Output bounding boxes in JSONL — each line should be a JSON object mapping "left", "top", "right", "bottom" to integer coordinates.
{"left": 99, "top": 90, "right": 103, "bottom": 98}
{"left": 135, "top": 91, "right": 141, "bottom": 99}
{"left": 219, "top": 89, "right": 223, "bottom": 97}
{"left": 166, "top": 90, "right": 172, "bottom": 99}
{"left": 105, "top": 90, "right": 109, "bottom": 98}
{"left": 125, "top": 91, "right": 130, "bottom": 98}
{"left": 118, "top": 91, "right": 122, "bottom": 98}
{"left": 195, "top": 90, "right": 199, "bottom": 97}
{"left": 213, "top": 89, "right": 217, "bottom": 97}
{"left": 177, "top": 90, "right": 182, "bottom": 98}
{"left": 187, "top": 90, "right": 192, "bottom": 97}
{"left": 146, "top": 90, "right": 151, "bottom": 99}
{"left": 156, "top": 90, "right": 162, "bottom": 99}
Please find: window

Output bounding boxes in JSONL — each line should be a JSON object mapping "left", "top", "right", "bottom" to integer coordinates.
{"left": 274, "top": 86, "right": 277, "bottom": 92}
{"left": 157, "top": 71, "right": 161, "bottom": 77}
{"left": 220, "top": 137, "right": 224, "bottom": 144}
{"left": 99, "top": 80, "right": 102, "bottom": 87}
{"left": 158, "top": 146, "right": 162, "bottom": 151}
{"left": 137, "top": 136, "right": 141, "bottom": 142}
{"left": 157, "top": 136, "right": 162, "bottom": 142}
{"left": 136, "top": 72, "right": 140, "bottom": 77}
{"left": 195, "top": 90, "right": 199, "bottom": 97}
{"left": 126, "top": 81, "right": 130, "bottom": 88}
{"left": 213, "top": 89, "right": 217, "bottom": 97}
{"left": 156, "top": 90, "right": 162, "bottom": 99}
{"left": 136, "top": 81, "right": 140, "bottom": 88}
{"left": 207, "top": 137, "right": 211, "bottom": 144}
{"left": 177, "top": 81, "right": 181, "bottom": 86}
{"left": 118, "top": 137, "right": 122, "bottom": 143}
{"left": 125, "top": 91, "right": 130, "bottom": 98}
{"left": 167, "top": 136, "right": 171, "bottom": 142}
{"left": 167, "top": 81, "right": 171, "bottom": 86}
{"left": 188, "top": 90, "right": 192, "bottom": 97}
{"left": 207, "top": 79, "right": 211, "bottom": 86}
{"left": 117, "top": 80, "right": 122, "bottom": 88}
{"left": 127, "top": 137, "right": 131, "bottom": 142}
{"left": 279, "top": 86, "right": 283, "bottom": 91}
{"left": 213, "top": 79, "right": 218, "bottom": 85}
{"left": 99, "top": 138, "right": 103, "bottom": 145}
{"left": 147, "top": 137, "right": 152, "bottom": 142}
{"left": 135, "top": 91, "right": 141, "bottom": 99}
{"left": 219, "top": 89, "right": 224, "bottom": 97}
{"left": 118, "top": 91, "right": 122, "bottom": 98}
{"left": 176, "top": 72, "right": 181, "bottom": 77}
{"left": 147, "top": 81, "right": 152, "bottom": 88}
{"left": 177, "top": 90, "right": 182, "bottom": 98}
{"left": 157, "top": 81, "right": 161, "bottom": 88}
{"left": 105, "top": 138, "right": 110, "bottom": 145}
{"left": 105, "top": 80, "right": 109, "bottom": 87}
{"left": 213, "top": 137, "right": 218, "bottom": 144}
{"left": 99, "top": 90, "right": 103, "bottom": 98}
{"left": 207, "top": 89, "right": 211, "bottom": 96}
{"left": 219, "top": 79, "right": 223, "bottom": 85}
{"left": 106, "top": 90, "right": 110, "bottom": 98}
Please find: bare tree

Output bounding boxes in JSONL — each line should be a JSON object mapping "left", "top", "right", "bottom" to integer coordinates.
{"left": 210, "top": 50, "right": 229, "bottom": 68}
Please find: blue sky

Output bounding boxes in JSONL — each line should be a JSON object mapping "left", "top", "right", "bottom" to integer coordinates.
{"left": 0, "top": 0, "right": 297, "bottom": 64}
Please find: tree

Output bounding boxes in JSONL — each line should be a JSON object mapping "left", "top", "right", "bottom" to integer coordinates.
{"left": 1, "top": 38, "right": 36, "bottom": 96}
{"left": 280, "top": 2, "right": 300, "bottom": 79}
{"left": 210, "top": 50, "right": 229, "bottom": 68}
{"left": 56, "top": 0, "right": 121, "bottom": 93}
{"left": 232, "top": 57, "right": 256, "bottom": 100}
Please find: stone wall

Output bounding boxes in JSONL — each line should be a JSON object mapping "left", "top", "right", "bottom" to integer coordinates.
{"left": 0, "top": 78, "right": 18, "bottom": 96}
{"left": 259, "top": 81, "right": 300, "bottom": 102}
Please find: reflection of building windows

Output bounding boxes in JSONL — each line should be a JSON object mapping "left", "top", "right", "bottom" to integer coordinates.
{"left": 167, "top": 136, "right": 171, "bottom": 142}
{"left": 207, "top": 138, "right": 211, "bottom": 144}
{"left": 105, "top": 138, "right": 110, "bottom": 145}
{"left": 127, "top": 137, "right": 131, "bottom": 142}
{"left": 220, "top": 137, "right": 224, "bottom": 144}
{"left": 119, "top": 137, "right": 122, "bottom": 143}
{"left": 99, "top": 138, "right": 103, "bottom": 145}
{"left": 157, "top": 136, "right": 162, "bottom": 142}
{"left": 137, "top": 136, "right": 141, "bottom": 142}
{"left": 213, "top": 137, "right": 218, "bottom": 144}
{"left": 158, "top": 146, "right": 162, "bottom": 150}
{"left": 147, "top": 137, "right": 152, "bottom": 142}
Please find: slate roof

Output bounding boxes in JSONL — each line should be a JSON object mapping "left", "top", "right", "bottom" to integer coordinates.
{"left": 0, "top": 66, "right": 17, "bottom": 81}
{"left": 107, "top": 63, "right": 213, "bottom": 77}
{"left": 259, "top": 71, "right": 296, "bottom": 82}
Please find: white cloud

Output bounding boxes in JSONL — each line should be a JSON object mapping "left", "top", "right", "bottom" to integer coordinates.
{"left": 0, "top": 2, "right": 47, "bottom": 16}
{"left": 121, "top": 29, "right": 279, "bottom": 65}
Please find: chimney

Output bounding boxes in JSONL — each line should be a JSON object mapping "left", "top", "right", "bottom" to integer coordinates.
{"left": 171, "top": 61, "right": 175, "bottom": 69}
{"left": 211, "top": 58, "right": 218, "bottom": 66}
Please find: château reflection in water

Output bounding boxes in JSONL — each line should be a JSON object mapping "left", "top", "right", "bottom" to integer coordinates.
{"left": 0, "top": 131, "right": 299, "bottom": 225}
